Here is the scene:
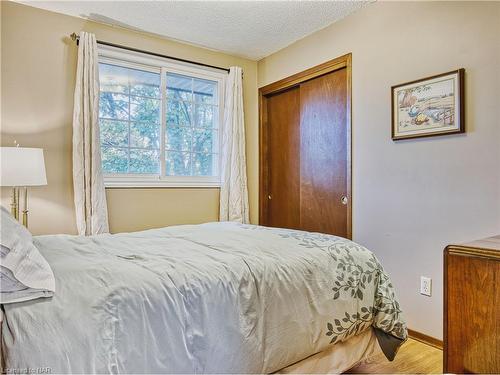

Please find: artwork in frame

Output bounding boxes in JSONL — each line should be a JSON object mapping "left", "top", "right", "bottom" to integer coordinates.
{"left": 391, "top": 69, "right": 464, "bottom": 140}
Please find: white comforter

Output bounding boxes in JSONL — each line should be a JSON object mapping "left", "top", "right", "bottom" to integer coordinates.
{"left": 1, "top": 223, "right": 406, "bottom": 373}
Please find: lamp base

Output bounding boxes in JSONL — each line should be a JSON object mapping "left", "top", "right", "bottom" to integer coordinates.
{"left": 22, "top": 210, "right": 28, "bottom": 228}
{"left": 9, "top": 187, "right": 29, "bottom": 228}
{"left": 10, "top": 187, "right": 19, "bottom": 220}
{"left": 22, "top": 187, "right": 28, "bottom": 228}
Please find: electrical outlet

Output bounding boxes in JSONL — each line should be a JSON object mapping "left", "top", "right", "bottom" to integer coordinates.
{"left": 420, "top": 276, "right": 432, "bottom": 296}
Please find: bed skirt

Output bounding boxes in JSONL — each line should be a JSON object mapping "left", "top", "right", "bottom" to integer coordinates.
{"left": 278, "top": 328, "right": 381, "bottom": 374}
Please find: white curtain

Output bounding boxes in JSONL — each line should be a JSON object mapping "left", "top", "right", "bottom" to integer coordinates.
{"left": 72, "top": 32, "right": 109, "bottom": 235}
{"left": 219, "top": 67, "right": 249, "bottom": 223}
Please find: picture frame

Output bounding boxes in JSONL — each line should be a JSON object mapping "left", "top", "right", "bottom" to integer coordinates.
{"left": 391, "top": 69, "right": 464, "bottom": 140}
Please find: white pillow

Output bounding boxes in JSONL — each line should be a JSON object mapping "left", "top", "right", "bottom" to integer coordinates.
{"left": 0, "top": 206, "right": 55, "bottom": 303}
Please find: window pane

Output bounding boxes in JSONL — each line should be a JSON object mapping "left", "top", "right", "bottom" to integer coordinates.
{"left": 166, "top": 151, "right": 191, "bottom": 176}
{"left": 194, "top": 78, "right": 217, "bottom": 104}
{"left": 129, "top": 70, "right": 161, "bottom": 98}
{"left": 101, "top": 147, "right": 128, "bottom": 173}
{"left": 99, "top": 64, "right": 129, "bottom": 94}
{"left": 130, "top": 122, "right": 160, "bottom": 149}
{"left": 192, "top": 153, "right": 214, "bottom": 176}
{"left": 99, "top": 64, "right": 161, "bottom": 98}
{"left": 130, "top": 97, "right": 160, "bottom": 123}
{"left": 166, "top": 126, "right": 192, "bottom": 152}
{"left": 99, "top": 63, "right": 161, "bottom": 175}
{"left": 166, "top": 100, "right": 192, "bottom": 126}
{"left": 192, "top": 128, "right": 216, "bottom": 153}
{"left": 99, "top": 92, "right": 129, "bottom": 120}
{"left": 100, "top": 120, "right": 128, "bottom": 147}
{"left": 166, "top": 73, "right": 192, "bottom": 101}
{"left": 194, "top": 103, "right": 215, "bottom": 128}
{"left": 129, "top": 149, "right": 159, "bottom": 174}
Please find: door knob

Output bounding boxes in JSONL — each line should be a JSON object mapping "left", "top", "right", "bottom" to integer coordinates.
{"left": 341, "top": 196, "right": 348, "bottom": 205}
{"left": 268, "top": 194, "right": 272, "bottom": 200}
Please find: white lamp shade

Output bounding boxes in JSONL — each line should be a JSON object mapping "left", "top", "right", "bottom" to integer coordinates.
{"left": 0, "top": 147, "right": 47, "bottom": 186}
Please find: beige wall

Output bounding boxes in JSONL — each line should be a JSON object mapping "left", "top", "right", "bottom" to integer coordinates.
{"left": 259, "top": 1, "right": 500, "bottom": 339}
{"left": 0, "top": 1, "right": 259, "bottom": 234}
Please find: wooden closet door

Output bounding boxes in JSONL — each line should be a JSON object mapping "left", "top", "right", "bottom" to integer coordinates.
{"left": 260, "top": 54, "right": 351, "bottom": 238}
{"left": 265, "top": 87, "right": 301, "bottom": 229}
{"left": 299, "top": 68, "right": 348, "bottom": 236}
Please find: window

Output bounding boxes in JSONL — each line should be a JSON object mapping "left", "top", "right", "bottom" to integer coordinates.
{"left": 97, "top": 46, "right": 224, "bottom": 187}
{"left": 99, "top": 64, "right": 161, "bottom": 175}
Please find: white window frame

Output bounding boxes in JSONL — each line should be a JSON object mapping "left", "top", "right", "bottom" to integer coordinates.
{"left": 98, "top": 44, "right": 226, "bottom": 188}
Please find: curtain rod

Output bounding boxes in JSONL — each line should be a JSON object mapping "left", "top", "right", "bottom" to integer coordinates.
{"left": 70, "top": 33, "right": 230, "bottom": 73}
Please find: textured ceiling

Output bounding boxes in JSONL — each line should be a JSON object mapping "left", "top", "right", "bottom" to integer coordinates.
{"left": 17, "top": 1, "right": 368, "bottom": 60}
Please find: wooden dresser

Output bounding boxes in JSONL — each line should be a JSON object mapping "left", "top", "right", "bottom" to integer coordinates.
{"left": 444, "top": 235, "right": 500, "bottom": 374}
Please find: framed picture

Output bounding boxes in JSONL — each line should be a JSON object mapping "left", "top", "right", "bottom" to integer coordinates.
{"left": 391, "top": 69, "right": 464, "bottom": 140}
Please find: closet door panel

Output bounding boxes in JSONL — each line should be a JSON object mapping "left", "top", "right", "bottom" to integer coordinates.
{"left": 266, "top": 87, "right": 301, "bottom": 229}
{"left": 299, "top": 69, "right": 348, "bottom": 236}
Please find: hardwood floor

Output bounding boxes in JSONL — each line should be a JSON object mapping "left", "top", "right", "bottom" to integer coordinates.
{"left": 346, "top": 338, "right": 442, "bottom": 374}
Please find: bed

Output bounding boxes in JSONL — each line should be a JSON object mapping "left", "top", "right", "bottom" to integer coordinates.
{"left": 1, "top": 222, "right": 407, "bottom": 373}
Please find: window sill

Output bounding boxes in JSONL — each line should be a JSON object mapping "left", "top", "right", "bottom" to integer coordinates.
{"left": 104, "top": 176, "right": 221, "bottom": 188}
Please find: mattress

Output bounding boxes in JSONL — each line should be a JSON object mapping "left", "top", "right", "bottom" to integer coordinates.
{"left": 1, "top": 222, "right": 406, "bottom": 373}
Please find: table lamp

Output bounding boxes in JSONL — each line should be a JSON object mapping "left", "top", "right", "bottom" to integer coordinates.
{"left": 0, "top": 147, "right": 47, "bottom": 228}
